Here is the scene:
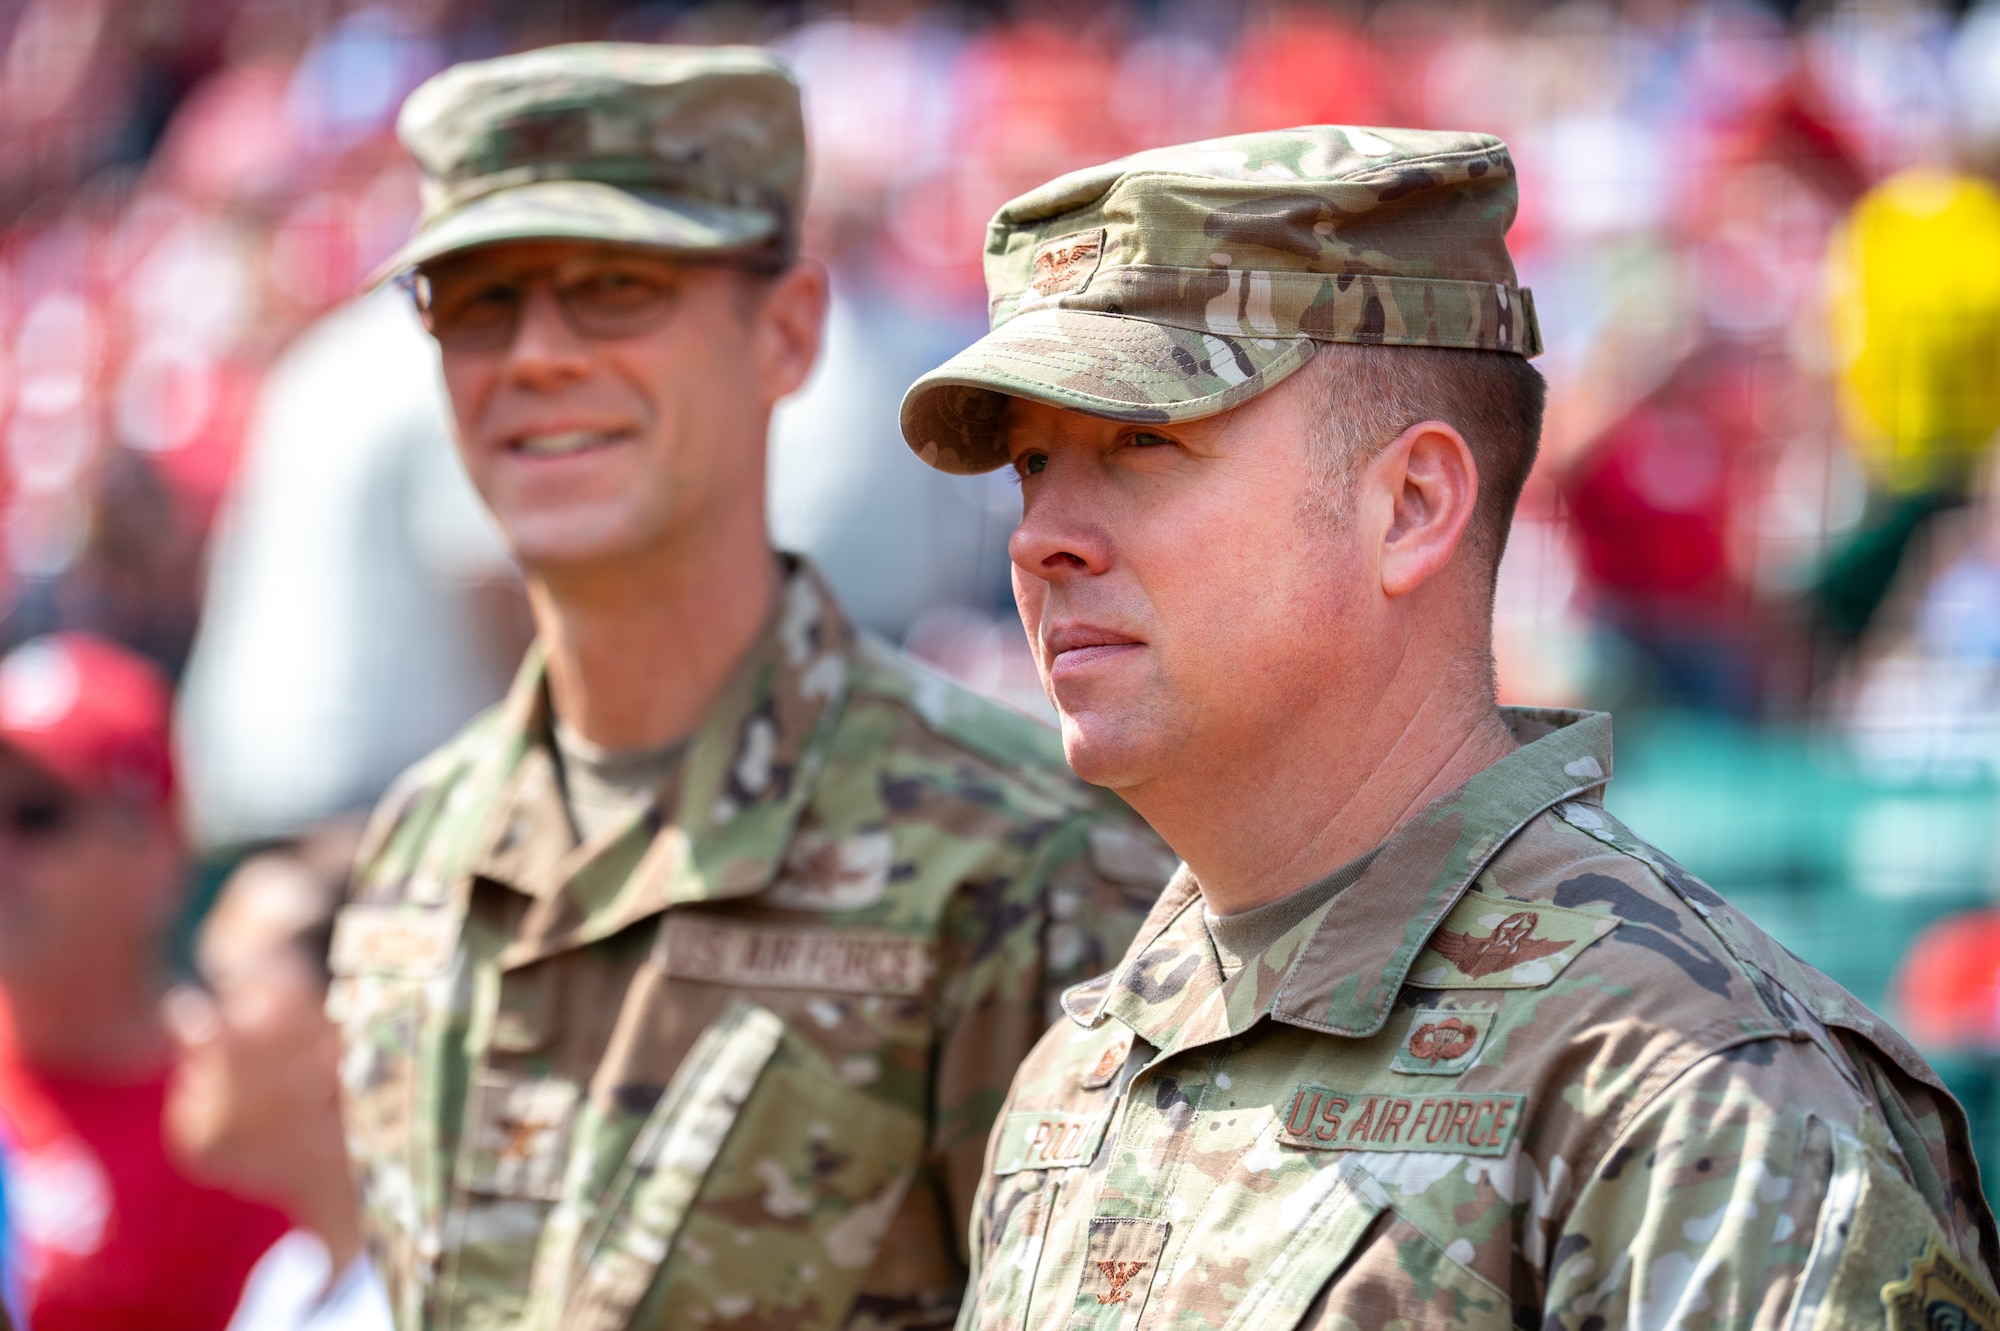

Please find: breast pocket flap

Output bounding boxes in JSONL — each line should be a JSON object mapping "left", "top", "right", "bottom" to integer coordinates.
{"left": 1219, "top": 1156, "right": 1392, "bottom": 1331}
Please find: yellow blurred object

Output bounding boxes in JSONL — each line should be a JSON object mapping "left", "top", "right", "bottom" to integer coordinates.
{"left": 1828, "top": 169, "right": 2000, "bottom": 495}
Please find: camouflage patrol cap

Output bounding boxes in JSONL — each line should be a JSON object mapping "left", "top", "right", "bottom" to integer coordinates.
{"left": 901, "top": 126, "right": 1543, "bottom": 475}
{"left": 377, "top": 43, "right": 804, "bottom": 280}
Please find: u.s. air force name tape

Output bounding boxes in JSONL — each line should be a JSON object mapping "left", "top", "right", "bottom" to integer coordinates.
{"left": 652, "top": 913, "right": 933, "bottom": 995}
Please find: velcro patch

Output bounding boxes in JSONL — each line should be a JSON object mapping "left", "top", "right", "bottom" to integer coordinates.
{"left": 993, "top": 1109, "right": 1112, "bottom": 1174}
{"left": 1407, "top": 888, "right": 1617, "bottom": 989}
{"left": 1280, "top": 1085, "right": 1523, "bottom": 1156}
{"left": 1884, "top": 1237, "right": 1999, "bottom": 1330}
{"left": 1029, "top": 228, "right": 1106, "bottom": 297}
{"left": 1390, "top": 1008, "right": 1494, "bottom": 1075}
{"left": 328, "top": 905, "right": 460, "bottom": 977}
{"left": 653, "top": 913, "right": 932, "bottom": 995}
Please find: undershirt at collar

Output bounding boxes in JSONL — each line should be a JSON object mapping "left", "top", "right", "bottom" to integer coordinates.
{"left": 550, "top": 717, "right": 688, "bottom": 846}
{"left": 1204, "top": 848, "right": 1382, "bottom": 979}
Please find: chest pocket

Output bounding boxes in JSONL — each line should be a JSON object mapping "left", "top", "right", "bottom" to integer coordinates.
{"left": 545, "top": 999, "right": 926, "bottom": 1331}
{"left": 968, "top": 1107, "right": 1114, "bottom": 1327}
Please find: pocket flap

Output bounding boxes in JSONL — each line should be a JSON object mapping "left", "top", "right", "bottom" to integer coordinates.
{"left": 1219, "top": 1156, "right": 1391, "bottom": 1331}
{"left": 555, "top": 999, "right": 928, "bottom": 1331}
{"left": 561, "top": 999, "right": 786, "bottom": 1329}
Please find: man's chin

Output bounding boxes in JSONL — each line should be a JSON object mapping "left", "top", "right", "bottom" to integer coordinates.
{"left": 1056, "top": 713, "right": 1159, "bottom": 792}
{"left": 503, "top": 516, "right": 651, "bottom": 574}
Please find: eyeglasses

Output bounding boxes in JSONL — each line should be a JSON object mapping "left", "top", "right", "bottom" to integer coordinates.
{"left": 407, "top": 246, "right": 787, "bottom": 352}
{"left": 406, "top": 250, "right": 704, "bottom": 352}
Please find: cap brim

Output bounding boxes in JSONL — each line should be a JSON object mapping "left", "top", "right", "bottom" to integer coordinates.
{"left": 0, "top": 729, "right": 172, "bottom": 807}
{"left": 900, "top": 310, "right": 1316, "bottom": 475}
{"left": 369, "top": 178, "right": 784, "bottom": 286}
{"left": 0, "top": 731, "right": 85, "bottom": 795}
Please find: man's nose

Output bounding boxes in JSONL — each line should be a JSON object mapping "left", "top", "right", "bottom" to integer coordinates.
{"left": 504, "top": 283, "right": 592, "bottom": 386}
{"left": 1008, "top": 462, "right": 1113, "bottom": 580}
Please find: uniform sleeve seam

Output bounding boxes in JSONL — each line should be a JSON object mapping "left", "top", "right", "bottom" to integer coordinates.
{"left": 1559, "top": 821, "right": 1795, "bottom": 1032}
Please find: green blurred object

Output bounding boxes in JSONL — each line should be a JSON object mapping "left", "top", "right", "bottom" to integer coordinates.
{"left": 1605, "top": 710, "right": 2000, "bottom": 1198}
{"left": 1812, "top": 491, "right": 1952, "bottom": 643}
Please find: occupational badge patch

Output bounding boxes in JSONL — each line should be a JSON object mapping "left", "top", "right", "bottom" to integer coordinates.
{"left": 1408, "top": 888, "right": 1618, "bottom": 989}
{"left": 765, "top": 828, "right": 894, "bottom": 912}
{"left": 1095, "top": 1261, "right": 1147, "bottom": 1305}
{"left": 1028, "top": 228, "right": 1106, "bottom": 297}
{"left": 1431, "top": 911, "right": 1567, "bottom": 978}
{"left": 1390, "top": 1007, "right": 1495, "bottom": 1075}
{"left": 1080, "top": 1034, "right": 1132, "bottom": 1090}
{"left": 1882, "top": 1236, "right": 1999, "bottom": 1331}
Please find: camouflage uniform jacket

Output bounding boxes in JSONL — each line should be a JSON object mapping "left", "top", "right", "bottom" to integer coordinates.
{"left": 960, "top": 708, "right": 2000, "bottom": 1331}
{"left": 329, "top": 561, "right": 1173, "bottom": 1331}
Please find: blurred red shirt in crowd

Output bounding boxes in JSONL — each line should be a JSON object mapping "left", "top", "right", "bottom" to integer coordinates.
{"left": 0, "top": 1002, "right": 287, "bottom": 1330}
{"left": 0, "top": 634, "right": 286, "bottom": 1329}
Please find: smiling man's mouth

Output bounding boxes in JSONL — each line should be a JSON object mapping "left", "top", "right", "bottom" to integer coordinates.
{"left": 511, "top": 429, "right": 627, "bottom": 457}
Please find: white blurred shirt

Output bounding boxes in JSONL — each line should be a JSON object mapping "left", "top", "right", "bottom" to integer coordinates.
{"left": 176, "top": 289, "right": 517, "bottom": 848}
{"left": 228, "top": 1230, "right": 391, "bottom": 1331}
{"left": 767, "top": 285, "right": 1017, "bottom": 639}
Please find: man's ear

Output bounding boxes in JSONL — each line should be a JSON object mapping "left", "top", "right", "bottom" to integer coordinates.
{"left": 1369, "top": 420, "right": 1481, "bottom": 599}
{"left": 755, "top": 257, "right": 828, "bottom": 406}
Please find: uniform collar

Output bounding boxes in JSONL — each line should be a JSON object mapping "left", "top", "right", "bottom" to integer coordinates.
{"left": 1066, "top": 708, "right": 1613, "bottom": 1048}
{"left": 1271, "top": 707, "right": 1611, "bottom": 1036}
{"left": 468, "top": 556, "right": 857, "bottom": 967}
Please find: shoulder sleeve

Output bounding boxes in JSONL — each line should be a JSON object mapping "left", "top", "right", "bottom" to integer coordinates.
{"left": 352, "top": 759, "right": 432, "bottom": 872}
{"left": 345, "top": 734, "right": 479, "bottom": 907}
{"left": 1544, "top": 1037, "right": 1999, "bottom": 1330}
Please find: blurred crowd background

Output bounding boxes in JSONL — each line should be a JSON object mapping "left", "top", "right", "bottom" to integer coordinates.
{"left": 3, "top": 0, "right": 2000, "bottom": 1316}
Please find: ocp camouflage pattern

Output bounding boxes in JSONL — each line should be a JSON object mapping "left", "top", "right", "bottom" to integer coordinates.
{"left": 957, "top": 709, "right": 2000, "bottom": 1331}
{"left": 328, "top": 561, "right": 1175, "bottom": 1330}
{"left": 381, "top": 43, "right": 805, "bottom": 280}
{"left": 902, "top": 126, "right": 1542, "bottom": 475}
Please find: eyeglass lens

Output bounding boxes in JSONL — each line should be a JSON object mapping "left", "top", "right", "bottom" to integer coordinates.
{"left": 413, "top": 260, "right": 685, "bottom": 350}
